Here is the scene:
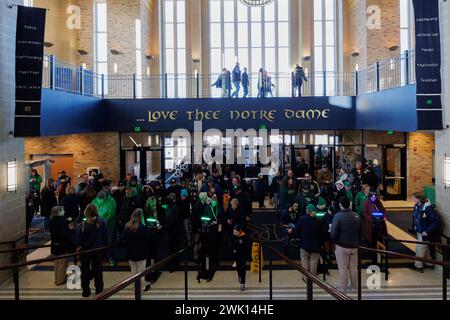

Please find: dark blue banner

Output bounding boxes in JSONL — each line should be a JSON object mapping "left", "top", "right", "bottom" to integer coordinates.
{"left": 412, "top": 0, "right": 443, "bottom": 130}
{"left": 103, "top": 97, "right": 356, "bottom": 132}
{"left": 14, "top": 5, "right": 47, "bottom": 137}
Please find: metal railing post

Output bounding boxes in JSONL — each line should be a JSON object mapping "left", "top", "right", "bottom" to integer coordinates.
{"left": 376, "top": 61, "right": 380, "bottom": 91}
{"left": 258, "top": 240, "right": 262, "bottom": 283}
{"left": 133, "top": 73, "right": 137, "bottom": 99}
{"left": 79, "top": 66, "right": 84, "bottom": 95}
{"left": 164, "top": 73, "right": 168, "bottom": 98}
{"left": 405, "top": 50, "right": 410, "bottom": 86}
{"left": 291, "top": 72, "right": 295, "bottom": 97}
{"left": 49, "top": 55, "right": 56, "bottom": 90}
{"left": 184, "top": 250, "right": 188, "bottom": 301}
{"left": 306, "top": 278, "right": 313, "bottom": 300}
{"left": 443, "top": 243, "right": 448, "bottom": 300}
{"left": 12, "top": 244, "right": 19, "bottom": 301}
{"left": 385, "top": 238, "right": 389, "bottom": 281}
{"left": 323, "top": 71, "right": 327, "bottom": 96}
{"left": 355, "top": 71, "right": 359, "bottom": 96}
{"left": 269, "top": 252, "right": 273, "bottom": 300}
{"left": 101, "top": 74, "right": 105, "bottom": 99}
{"left": 134, "top": 278, "right": 142, "bottom": 300}
{"left": 228, "top": 73, "right": 231, "bottom": 99}
{"left": 196, "top": 73, "right": 200, "bottom": 98}
{"left": 357, "top": 247, "right": 362, "bottom": 301}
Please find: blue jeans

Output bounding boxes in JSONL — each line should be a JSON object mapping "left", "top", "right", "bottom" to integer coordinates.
{"left": 243, "top": 86, "right": 248, "bottom": 98}
{"left": 231, "top": 81, "right": 241, "bottom": 98}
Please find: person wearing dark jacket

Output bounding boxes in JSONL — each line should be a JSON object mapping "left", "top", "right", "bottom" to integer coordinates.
{"left": 280, "top": 203, "right": 300, "bottom": 254}
{"left": 164, "top": 193, "right": 182, "bottom": 272}
{"left": 410, "top": 193, "right": 441, "bottom": 272}
{"left": 50, "top": 206, "right": 75, "bottom": 285}
{"left": 295, "top": 204, "right": 326, "bottom": 280}
{"left": 199, "top": 194, "right": 224, "bottom": 281}
{"left": 242, "top": 67, "right": 249, "bottom": 98}
{"left": 293, "top": 64, "right": 308, "bottom": 97}
{"left": 60, "top": 185, "right": 81, "bottom": 222}
{"left": 40, "top": 178, "right": 57, "bottom": 233}
{"left": 255, "top": 174, "right": 268, "bottom": 208}
{"left": 330, "top": 197, "right": 364, "bottom": 291}
{"left": 232, "top": 225, "right": 249, "bottom": 291}
{"left": 232, "top": 185, "right": 252, "bottom": 222}
{"left": 117, "top": 188, "right": 141, "bottom": 239}
{"left": 192, "top": 192, "right": 208, "bottom": 260}
{"left": 123, "top": 208, "right": 152, "bottom": 291}
{"left": 79, "top": 185, "right": 97, "bottom": 221}
{"left": 231, "top": 62, "right": 242, "bottom": 98}
{"left": 363, "top": 191, "right": 387, "bottom": 250}
{"left": 178, "top": 189, "right": 192, "bottom": 245}
{"left": 75, "top": 204, "right": 109, "bottom": 298}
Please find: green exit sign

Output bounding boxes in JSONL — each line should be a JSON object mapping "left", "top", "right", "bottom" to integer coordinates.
{"left": 259, "top": 124, "right": 268, "bottom": 130}
{"left": 134, "top": 126, "right": 142, "bottom": 132}
{"left": 387, "top": 130, "right": 394, "bottom": 135}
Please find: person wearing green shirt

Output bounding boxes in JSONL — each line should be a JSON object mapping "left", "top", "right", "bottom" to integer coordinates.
{"left": 91, "top": 191, "right": 117, "bottom": 239}
{"left": 354, "top": 184, "right": 370, "bottom": 217}
{"left": 29, "top": 169, "right": 42, "bottom": 193}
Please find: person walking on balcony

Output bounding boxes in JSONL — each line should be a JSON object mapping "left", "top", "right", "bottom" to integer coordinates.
{"left": 410, "top": 193, "right": 441, "bottom": 273}
{"left": 231, "top": 62, "right": 241, "bottom": 98}
{"left": 257, "top": 68, "right": 265, "bottom": 98}
{"left": 242, "top": 67, "right": 249, "bottom": 98}
{"left": 330, "top": 196, "right": 364, "bottom": 291}
{"left": 294, "top": 64, "right": 308, "bottom": 97}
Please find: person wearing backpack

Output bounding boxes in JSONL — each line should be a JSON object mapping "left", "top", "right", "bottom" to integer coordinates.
{"left": 410, "top": 193, "right": 441, "bottom": 273}
{"left": 75, "top": 204, "right": 109, "bottom": 298}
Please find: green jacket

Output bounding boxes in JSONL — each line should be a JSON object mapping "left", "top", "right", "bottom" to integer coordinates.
{"left": 354, "top": 192, "right": 368, "bottom": 216}
{"left": 29, "top": 175, "right": 42, "bottom": 193}
{"left": 92, "top": 194, "right": 117, "bottom": 232}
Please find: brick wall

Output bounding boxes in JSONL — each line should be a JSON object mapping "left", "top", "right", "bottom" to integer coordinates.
{"left": 25, "top": 133, "right": 121, "bottom": 184}
{"left": 0, "top": 0, "right": 26, "bottom": 284}
{"left": 436, "top": 0, "right": 450, "bottom": 236}
{"left": 407, "top": 133, "right": 435, "bottom": 197}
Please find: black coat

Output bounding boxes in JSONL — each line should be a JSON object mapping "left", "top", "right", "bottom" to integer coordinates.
{"left": 50, "top": 216, "right": 74, "bottom": 255}
{"left": 124, "top": 225, "right": 152, "bottom": 261}
{"left": 40, "top": 187, "right": 57, "bottom": 217}
{"left": 60, "top": 193, "right": 80, "bottom": 220}
{"left": 295, "top": 215, "right": 326, "bottom": 253}
{"left": 191, "top": 200, "right": 207, "bottom": 232}
{"left": 226, "top": 207, "right": 247, "bottom": 227}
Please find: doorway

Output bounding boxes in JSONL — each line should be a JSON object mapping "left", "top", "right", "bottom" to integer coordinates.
{"left": 382, "top": 146, "right": 407, "bottom": 200}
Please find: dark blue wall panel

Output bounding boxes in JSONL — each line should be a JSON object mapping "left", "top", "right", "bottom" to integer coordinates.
{"left": 40, "top": 89, "right": 104, "bottom": 136}
{"left": 103, "top": 96, "right": 356, "bottom": 132}
{"left": 355, "top": 85, "right": 418, "bottom": 132}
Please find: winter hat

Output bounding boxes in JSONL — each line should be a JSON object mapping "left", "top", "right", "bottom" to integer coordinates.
{"left": 317, "top": 197, "right": 327, "bottom": 208}
{"left": 180, "top": 189, "right": 188, "bottom": 197}
{"left": 344, "top": 180, "right": 352, "bottom": 187}
{"left": 306, "top": 204, "right": 316, "bottom": 213}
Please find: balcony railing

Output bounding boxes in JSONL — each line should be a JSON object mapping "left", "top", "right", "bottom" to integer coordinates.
{"left": 42, "top": 50, "right": 415, "bottom": 99}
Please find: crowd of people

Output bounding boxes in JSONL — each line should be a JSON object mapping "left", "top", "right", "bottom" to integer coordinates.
{"left": 212, "top": 62, "right": 308, "bottom": 98}
{"left": 25, "top": 158, "right": 442, "bottom": 296}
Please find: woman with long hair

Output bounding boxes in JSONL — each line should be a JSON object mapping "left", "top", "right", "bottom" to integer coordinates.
{"left": 75, "top": 204, "right": 109, "bottom": 298}
{"left": 40, "top": 178, "right": 57, "bottom": 233}
{"left": 60, "top": 184, "right": 80, "bottom": 222}
{"left": 124, "top": 208, "right": 152, "bottom": 291}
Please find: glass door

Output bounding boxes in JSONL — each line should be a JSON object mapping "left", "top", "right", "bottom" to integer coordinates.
{"left": 383, "top": 146, "right": 406, "bottom": 200}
